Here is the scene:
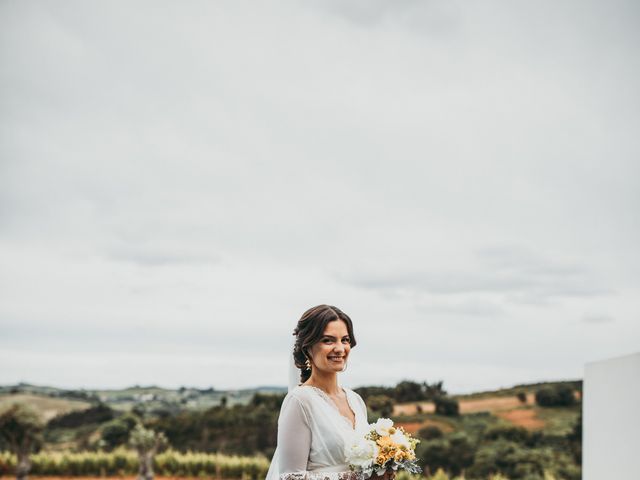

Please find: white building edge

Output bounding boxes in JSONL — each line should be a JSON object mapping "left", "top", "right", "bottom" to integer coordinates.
{"left": 584, "top": 351, "right": 640, "bottom": 480}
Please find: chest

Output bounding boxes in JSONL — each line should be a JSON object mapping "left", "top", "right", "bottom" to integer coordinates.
{"left": 316, "top": 388, "right": 357, "bottom": 430}
{"left": 329, "top": 394, "right": 356, "bottom": 429}
{"left": 301, "top": 385, "right": 359, "bottom": 431}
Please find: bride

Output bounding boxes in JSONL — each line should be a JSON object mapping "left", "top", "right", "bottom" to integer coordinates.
{"left": 265, "top": 305, "right": 396, "bottom": 480}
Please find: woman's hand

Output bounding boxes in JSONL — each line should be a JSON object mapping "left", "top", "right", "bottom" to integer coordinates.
{"left": 369, "top": 470, "right": 396, "bottom": 480}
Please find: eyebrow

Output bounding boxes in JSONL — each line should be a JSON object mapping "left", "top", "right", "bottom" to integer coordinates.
{"left": 323, "top": 335, "right": 350, "bottom": 339}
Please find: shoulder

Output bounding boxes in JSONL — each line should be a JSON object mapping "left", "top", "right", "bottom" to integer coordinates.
{"left": 284, "top": 386, "right": 315, "bottom": 410}
{"left": 343, "top": 386, "right": 360, "bottom": 398}
{"left": 280, "top": 387, "right": 317, "bottom": 426}
{"left": 344, "top": 387, "right": 366, "bottom": 407}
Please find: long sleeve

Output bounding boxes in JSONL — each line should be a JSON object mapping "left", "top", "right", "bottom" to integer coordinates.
{"left": 277, "top": 395, "right": 312, "bottom": 477}
{"left": 266, "top": 389, "right": 364, "bottom": 480}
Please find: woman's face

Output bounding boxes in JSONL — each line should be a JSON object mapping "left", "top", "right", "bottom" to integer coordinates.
{"left": 308, "top": 319, "right": 351, "bottom": 373}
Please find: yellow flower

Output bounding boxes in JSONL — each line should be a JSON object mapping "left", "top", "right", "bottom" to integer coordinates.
{"left": 377, "top": 436, "right": 394, "bottom": 449}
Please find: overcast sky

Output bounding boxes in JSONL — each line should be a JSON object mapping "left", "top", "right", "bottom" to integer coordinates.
{"left": 1, "top": 0, "right": 638, "bottom": 394}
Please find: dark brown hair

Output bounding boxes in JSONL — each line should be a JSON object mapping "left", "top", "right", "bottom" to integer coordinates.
{"left": 292, "top": 304, "right": 357, "bottom": 384}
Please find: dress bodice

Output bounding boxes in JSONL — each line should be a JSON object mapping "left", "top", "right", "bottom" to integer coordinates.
{"left": 265, "top": 384, "right": 370, "bottom": 480}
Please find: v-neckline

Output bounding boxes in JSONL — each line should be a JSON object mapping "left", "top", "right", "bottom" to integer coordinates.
{"left": 299, "top": 384, "right": 357, "bottom": 431}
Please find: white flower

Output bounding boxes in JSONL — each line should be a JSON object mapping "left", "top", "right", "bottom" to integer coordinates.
{"left": 344, "top": 436, "right": 378, "bottom": 469}
{"left": 390, "top": 430, "right": 410, "bottom": 448}
{"left": 372, "top": 418, "right": 394, "bottom": 436}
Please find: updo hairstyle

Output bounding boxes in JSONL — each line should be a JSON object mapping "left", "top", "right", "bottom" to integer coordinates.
{"left": 292, "top": 304, "right": 357, "bottom": 384}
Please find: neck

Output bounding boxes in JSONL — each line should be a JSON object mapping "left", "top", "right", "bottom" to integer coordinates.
{"left": 305, "top": 371, "right": 341, "bottom": 395}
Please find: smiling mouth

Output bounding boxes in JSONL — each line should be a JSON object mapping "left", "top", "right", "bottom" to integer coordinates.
{"left": 328, "top": 356, "right": 344, "bottom": 362}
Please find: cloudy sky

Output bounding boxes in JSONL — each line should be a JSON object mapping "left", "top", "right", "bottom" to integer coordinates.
{"left": 1, "top": 0, "right": 638, "bottom": 394}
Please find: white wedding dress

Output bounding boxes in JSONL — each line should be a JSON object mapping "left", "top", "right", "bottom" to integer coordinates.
{"left": 265, "top": 384, "right": 370, "bottom": 480}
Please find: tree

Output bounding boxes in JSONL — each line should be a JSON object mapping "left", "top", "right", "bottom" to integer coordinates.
{"left": 128, "top": 424, "right": 169, "bottom": 480}
{"left": 0, "top": 403, "right": 45, "bottom": 480}
{"left": 434, "top": 396, "right": 459, "bottom": 416}
{"left": 367, "top": 395, "right": 394, "bottom": 417}
{"left": 100, "top": 413, "right": 139, "bottom": 450}
{"left": 423, "top": 381, "right": 447, "bottom": 400}
{"left": 394, "top": 381, "right": 424, "bottom": 402}
{"left": 535, "top": 385, "right": 576, "bottom": 407}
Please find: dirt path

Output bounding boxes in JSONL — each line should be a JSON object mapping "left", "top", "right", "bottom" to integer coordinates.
{"left": 495, "top": 409, "right": 545, "bottom": 430}
{"left": 395, "top": 418, "right": 454, "bottom": 435}
{"left": 394, "top": 393, "right": 536, "bottom": 416}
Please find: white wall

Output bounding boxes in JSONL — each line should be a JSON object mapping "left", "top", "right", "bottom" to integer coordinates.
{"left": 584, "top": 352, "right": 640, "bottom": 480}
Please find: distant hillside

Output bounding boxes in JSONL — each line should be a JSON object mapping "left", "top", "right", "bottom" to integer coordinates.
{"left": 0, "top": 379, "right": 582, "bottom": 479}
{"left": 391, "top": 379, "right": 581, "bottom": 436}
{"left": 0, "top": 393, "right": 92, "bottom": 422}
{"left": 452, "top": 380, "right": 582, "bottom": 400}
{"left": 0, "top": 382, "right": 287, "bottom": 420}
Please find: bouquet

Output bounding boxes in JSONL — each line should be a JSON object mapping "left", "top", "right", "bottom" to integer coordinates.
{"left": 344, "top": 418, "right": 421, "bottom": 479}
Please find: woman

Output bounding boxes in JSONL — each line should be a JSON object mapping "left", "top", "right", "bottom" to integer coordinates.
{"left": 265, "top": 305, "right": 396, "bottom": 480}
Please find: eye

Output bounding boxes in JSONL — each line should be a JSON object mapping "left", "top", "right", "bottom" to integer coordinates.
{"left": 342, "top": 338, "right": 350, "bottom": 344}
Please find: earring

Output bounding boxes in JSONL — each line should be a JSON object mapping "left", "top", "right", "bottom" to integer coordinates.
{"left": 305, "top": 358, "right": 312, "bottom": 370}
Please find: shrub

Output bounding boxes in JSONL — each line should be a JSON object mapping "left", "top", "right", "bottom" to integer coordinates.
{"left": 566, "top": 414, "right": 582, "bottom": 465}
{"left": 434, "top": 396, "right": 459, "bottom": 416}
{"left": 418, "top": 425, "right": 443, "bottom": 440}
{"left": 0, "top": 448, "right": 269, "bottom": 478}
{"left": 0, "top": 403, "right": 45, "bottom": 480}
{"left": 47, "top": 404, "right": 115, "bottom": 429}
{"left": 368, "top": 395, "right": 394, "bottom": 417}
{"left": 100, "top": 414, "right": 139, "bottom": 450}
{"left": 468, "top": 440, "right": 551, "bottom": 480}
{"left": 535, "top": 385, "right": 576, "bottom": 407}
{"left": 484, "top": 425, "right": 531, "bottom": 444}
{"left": 416, "top": 432, "right": 474, "bottom": 477}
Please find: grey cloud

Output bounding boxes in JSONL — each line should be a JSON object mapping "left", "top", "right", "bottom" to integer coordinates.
{"left": 309, "top": 0, "right": 452, "bottom": 30}
{"left": 414, "top": 299, "right": 505, "bottom": 317}
{"left": 106, "top": 246, "right": 219, "bottom": 267}
{"left": 335, "top": 245, "right": 611, "bottom": 303}
{"left": 582, "top": 314, "right": 616, "bottom": 324}
{"left": 0, "top": 0, "right": 638, "bottom": 392}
